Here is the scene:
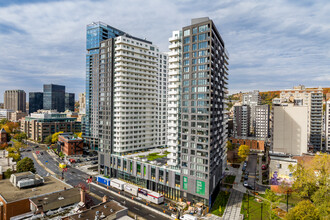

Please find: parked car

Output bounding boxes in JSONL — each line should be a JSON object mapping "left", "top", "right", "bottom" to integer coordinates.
{"left": 262, "top": 164, "right": 268, "bottom": 170}
{"left": 244, "top": 172, "right": 249, "bottom": 180}
{"left": 26, "top": 149, "right": 31, "bottom": 152}
{"left": 40, "top": 152, "right": 43, "bottom": 155}
{"left": 91, "top": 161, "right": 98, "bottom": 165}
{"left": 242, "top": 166, "right": 246, "bottom": 172}
{"left": 34, "top": 145, "right": 39, "bottom": 148}
{"left": 92, "top": 157, "right": 98, "bottom": 161}
{"left": 243, "top": 161, "right": 247, "bottom": 167}
{"left": 76, "top": 159, "right": 81, "bottom": 163}
{"left": 246, "top": 184, "right": 255, "bottom": 190}
{"left": 69, "top": 158, "right": 76, "bottom": 163}
{"left": 82, "top": 155, "right": 87, "bottom": 158}
{"left": 243, "top": 180, "right": 249, "bottom": 187}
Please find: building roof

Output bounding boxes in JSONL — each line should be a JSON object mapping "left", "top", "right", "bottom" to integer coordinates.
{"left": 67, "top": 200, "right": 127, "bottom": 220}
{"left": 0, "top": 128, "right": 7, "bottom": 133}
{"left": 30, "top": 188, "right": 81, "bottom": 212}
{"left": 0, "top": 176, "right": 71, "bottom": 203}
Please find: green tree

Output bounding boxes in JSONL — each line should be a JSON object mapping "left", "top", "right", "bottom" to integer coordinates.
{"left": 44, "top": 135, "right": 52, "bottom": 145}
{"left": 285, "top": 200, "right": 320, "bottom": 220}
{"left": 4, "top": 168, "right": 14, "bottom": 179}
{"left": 51, "top": 131, "right": 63, "bottom": 143}
{"left": 0, "top": 118, "right": 8, "bottom": 125}
{"left": 13, "top": 132, "right": 27, "bottom": 142}
{"left": 238, "top": 145, "right": 250, "bottom": 160}
{"left": 16, "top": 157, "right": 36, "bottom": 173}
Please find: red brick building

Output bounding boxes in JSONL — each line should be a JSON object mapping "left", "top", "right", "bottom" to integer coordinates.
{"left": 230, "top": 137, "right": 265, "bottom": 151}
{"left": 58, "top": 134, "right": 84, "bottom": 156}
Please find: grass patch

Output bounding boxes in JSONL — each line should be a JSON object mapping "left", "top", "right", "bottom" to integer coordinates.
{"left": 241, "top": 194, "right": 280, "bottom": 220}
{"left": 147, "top": 152, "right": 167, "bottom": 161}
{"left": 210, "top": 190, "right": 230, "bottom": 217}
{"left": 224, "top": 175, "right": 236, "bottom": 184}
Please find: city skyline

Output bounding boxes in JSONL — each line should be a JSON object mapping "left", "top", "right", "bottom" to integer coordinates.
{"left": 0, "top": 0, "right": 330, "bottom": 101}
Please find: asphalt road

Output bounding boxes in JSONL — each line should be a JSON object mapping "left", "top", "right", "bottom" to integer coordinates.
{"left": 20, "top": 145, "right": 170, "bottom": 220}
{"left": 246, "top": 153, "right": 269, "bottom": 192}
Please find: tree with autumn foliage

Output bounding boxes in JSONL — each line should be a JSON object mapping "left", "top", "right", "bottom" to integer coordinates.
{"left": 287, "top": 153, "right": 330, "bottom": 218}
{"left": 51, "top": 131, "right": 64, "bottom": 143}
{"left": 238, "top": 144, "right": 250, "bottom": 161}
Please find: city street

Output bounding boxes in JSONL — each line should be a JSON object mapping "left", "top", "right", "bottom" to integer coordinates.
{"left": 20, "top": 145, "right": 171, "bottom": 220}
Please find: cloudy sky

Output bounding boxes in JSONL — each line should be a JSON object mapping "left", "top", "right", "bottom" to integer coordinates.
{"left": 0, "top": 0, "right": 329, "bottom": 101}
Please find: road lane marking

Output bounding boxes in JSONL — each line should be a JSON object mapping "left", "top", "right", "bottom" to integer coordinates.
{"left": 149, "top": 214, "right": 156, "bottom": 218}
{"left": 134, "top": 207, "right": 140, "bottom": 211}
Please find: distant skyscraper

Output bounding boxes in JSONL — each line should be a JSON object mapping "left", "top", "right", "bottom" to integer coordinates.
{"left": 233, "top": 105, "right": 251, "bottom": 137}
{"left": 242, "top": 90, "right": 261, "bottom": 130}
{"left": 43, "top": 84, "right": 65, "bottom": 112}
{"left": 65, "top": 93, "right": 75, "bottom": 112}
{"left": 29, "top": 92, "right": 43, "bottom": 114}
{"left": 4, "top": 90, "right": 26, "bottom": 112}
{"left": 255, "top": 105, "right": 270, "bottom": 138}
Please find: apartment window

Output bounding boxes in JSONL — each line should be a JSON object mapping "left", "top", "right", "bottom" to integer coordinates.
{"left": 192, "top": 35, "right": 197, "bottom": 42}
{"left": 192, "top": 27, "right": 197, "bottom": 34}
{"left": 199, "top": 24, "right": 208, "bottom": 32}
{"left": 184, "top": 29, "right": 190, "bottom": 36}
{"left": 192, "top": 44, "right": 197, "bottom": 50}
{"left": 183, "top": 45, "right": 189, "bottom": 52}
{"left": 198, "top": 42, "right": 208, "bottom": 49}
{"left": 183, "top": 53, "right": 190, "bottom": 59}
{"left": 184, "top": 37, "right": 190, "bottom": 44}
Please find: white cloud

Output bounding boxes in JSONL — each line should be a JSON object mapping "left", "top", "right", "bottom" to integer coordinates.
{"left": 0, "top": 0, "right": 329, "bottom": 100}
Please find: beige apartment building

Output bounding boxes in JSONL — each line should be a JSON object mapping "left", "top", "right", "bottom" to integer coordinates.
{"left": 20, "top": 110, "right": 81, "bottom": 142}
{"left": 272, "top": 103, "right": 308, "bottom": 155}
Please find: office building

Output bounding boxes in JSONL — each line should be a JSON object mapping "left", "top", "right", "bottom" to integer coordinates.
{"left": 272, "top": 103, "right": 308, "bottom": 155}
{"left": 233, "top": 105, "right": 250, "bottom": 137}
{"left": 20, "top": 110, "right": 81, "bottom": 141}
{"left": 29, "top": 92, "right": 43, "bottom": 114}
{"left": 4, "top": 90, "right": 26, "bottom": 112}
{"left": 167, "top": 30, "right": 182, "bottom": 167}
{"left": 84, "top": 22, "right": 125, "bottom": 150}
{"left": 9, "top": 111, "right": 28, "bottom": 121}
{"left": 0, "top": 109, "right": 14, "bottom": 120}
{"left": 325, "top": 100, "right": 330, "bottom": 152}
{"left": 242, "top": 90, "right": 261, "bottom": 130}
{"left": 280, "top": 85, "right": 323, "bottom": 151}
{"left": 65, "top": 93, "right": 75, "bottom": 112}
{"left": 255, "top": 104, "right": 270, "bottom": 138}
{"left": 43, "top": 84, "right": 65, "bottom": 112}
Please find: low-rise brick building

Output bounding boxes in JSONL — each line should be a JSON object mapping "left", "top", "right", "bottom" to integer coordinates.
{"left": 230, "top": 137, "right": 266, "bottom": 151}
{"left": 58, "top": 134, "right": 84, "bottom": 156}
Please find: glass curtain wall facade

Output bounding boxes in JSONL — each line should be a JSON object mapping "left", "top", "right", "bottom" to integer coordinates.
{"left": 29, "top": 92, "right": 43, "bottom": 114}
{"left": 65, "top": 93, "right": 75, "bottom": 112}
{"left": 43, "top": 84, "right": 65, "bottom": 112}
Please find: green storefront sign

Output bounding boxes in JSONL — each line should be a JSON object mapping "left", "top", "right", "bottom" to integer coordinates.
{"left": 196, "top": 180, "right": 205, "bottom": 195}
{"left": 183, "top": 176, "right": 188, "bottom": 190}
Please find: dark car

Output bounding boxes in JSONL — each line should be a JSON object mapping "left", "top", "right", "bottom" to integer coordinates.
{"left": 76, "top": 159, "right": 81, "bottom": 163}
{"left": 242, "top": 166, "right": 246, "bottom": 172}
{"left": 247, "top": 184, "right": 255, "bottom": 190}
{"left": 244, "top": 173, "right": 249, "bottom": 180}
{"left": 26, "top": 149, "right": 31, "bottom": 152}
{"left": 82, "top": 155, "right": 87, "bottom": 158}
{"left": 91, "top": 161, "right": 98, "bottom": 165}
{"left": 40, "top": 152, "right": 44, "bottom": 155}
{"left": 34, "top": 145, "right": 39, "bottom": 148}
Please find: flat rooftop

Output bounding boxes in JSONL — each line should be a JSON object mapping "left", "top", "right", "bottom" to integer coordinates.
{"left": 67, "top": 200, "right": 127, "bottom": 220}
{"left": 0, "top": 176, "right": 71, "bottom": 203}
{"left": 30, "top": 188, "right": 81, "bottom": 211}
{"left": 124, "top": 148, "right": 170, "bottom": 166}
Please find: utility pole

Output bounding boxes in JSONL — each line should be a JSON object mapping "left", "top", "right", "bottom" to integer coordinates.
{"left": 261, "top": 202, "right": 263, "bottom": 220}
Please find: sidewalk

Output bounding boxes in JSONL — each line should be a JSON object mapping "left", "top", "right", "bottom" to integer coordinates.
{"left": 222, "top": 161, "right": 245, "bottom": 220}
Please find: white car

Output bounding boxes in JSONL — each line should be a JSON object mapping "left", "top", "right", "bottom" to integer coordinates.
{"left": 243, "top": 180, "right": 249, "bottom": 187}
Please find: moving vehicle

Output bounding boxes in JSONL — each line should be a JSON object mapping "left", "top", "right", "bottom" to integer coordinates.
{"left": 69, "top": 158, "right": 76, "bottom": 163}
{"left": 262, "top": 164, "right": 268, "bottom": 170}
{"left": 124, "top": 183, "right": 139, "bottom": 196}
{"left": 180, "top": 214, "right": 198, "bottom": 220}
{"left": 110, "top": 179, "right": 126, "bottom": 190}
{"left": 243, "top": 180, "right": 249, "bottom": 187}
{"left": 96, "top": 176, "right": 111, "bottom": 186}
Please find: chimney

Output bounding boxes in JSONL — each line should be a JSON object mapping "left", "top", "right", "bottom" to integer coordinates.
{"left": 80, "top": 188, "right": 85, "bottom": 204}
{"left": 102, "top": 195, "right": 108, "bottom": 203}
